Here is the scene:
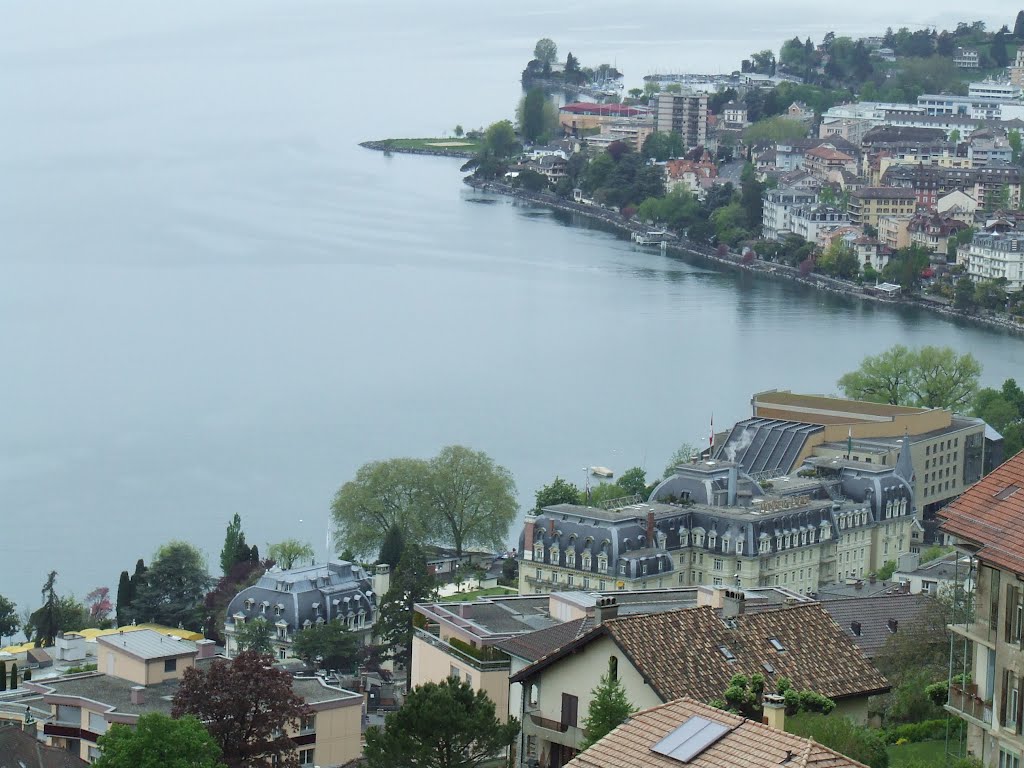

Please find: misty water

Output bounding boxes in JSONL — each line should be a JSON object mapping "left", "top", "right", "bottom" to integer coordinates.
{"left": 0, "top": 0, "right": 1019, "bottom": 617}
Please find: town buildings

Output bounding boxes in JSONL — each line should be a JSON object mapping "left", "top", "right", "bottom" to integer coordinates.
{"left": 24, "top": 629, "right": 364, "bottom": 766}
{"left": 558, "top": 103, "right": 650, "bottom": 136}
{"left": 940, "top": 450, "right": 1024, "bottom": 767}
{"left": 509, "top": 598, "right": 888, "bottom": 766}
{"left": 965, "top": 231, "right": 1024, "bottom": 292}
{"left": 223, "top": 560, "right": 387, "bottom": 660}
{"left": 652, "top": 91, "right": 708, "bottom": 150}
{"left": 955, "top": 48, "right": 980, "bottom": 69}
{"left": 761, "top": 188, "right": 818, "bottom": 239}
{"left": 847, "top": 187, "right": 917, "bottom": 228}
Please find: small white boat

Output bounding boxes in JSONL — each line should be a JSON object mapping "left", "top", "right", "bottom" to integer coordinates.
{"left": 591, "top": 466, "right": 614, "bottom": 478}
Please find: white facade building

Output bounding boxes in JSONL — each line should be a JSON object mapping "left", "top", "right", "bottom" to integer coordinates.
{"left": 965, "top": 231, "right": 1024, "bottom": 291}
{"left": 762, "top": 188, "right": 818, "bottom": 240}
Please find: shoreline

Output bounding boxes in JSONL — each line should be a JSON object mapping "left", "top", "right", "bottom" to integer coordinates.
{"left": 359, "top": 140, "right": 477, "bottom": 159}
{"left": 461, "top": 176, "right": 1024, "bottom": 338}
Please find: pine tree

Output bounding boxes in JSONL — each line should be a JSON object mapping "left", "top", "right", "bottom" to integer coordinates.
{"left": 580, "top": 661, "right": 636, "bottom": 750}
{"left": 0, "top": 661, "right": 6, "bottom": 692}
{"left": 249, "top": 544, "right": 260, "bottom": 563}
{"left": 9, "top": 663, "right": 16, "bottom": 690}
{"left": 35, "top": 571, "right": 61, "bottom": 648}
{"left": 377, "top": 524, "right": 406, "bottom": 568}
{"left": 1016, "top": 11, "right": 1024, "bottom": 39}
{"left": 376, "top": 542, "right": 435, "bottom": 690}
{"left": 115, "top": 570, "right": 131, "bottom": 627}
{"left": 220, "top": 514, "right": 246, "bottom": 576}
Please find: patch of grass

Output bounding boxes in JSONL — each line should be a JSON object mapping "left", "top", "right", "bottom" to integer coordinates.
{"left": 379, "top": 137, "right": 482, "bottom": 155}
{"left": 887, "top": 739, "right": 947, "bottom": 767}
{"left": 439, "top": 586, "right": 518, "bottom": 602}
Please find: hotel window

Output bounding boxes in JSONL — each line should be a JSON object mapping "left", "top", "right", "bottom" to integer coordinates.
{"left": 300, "top": 714, "right": 316, "bottom": 733}
{"left": 534, "top": 542, "right": 544, "bottom": 561}
{"left": 714, "top": 558, "right": 724, "bottom": 571}
{"left": 597, "top": 554, "right": 608, "bottom": 574}
{"left": 298, "top": 749, "right": 315, "bottom": 767}
{"left": 450, "top": 666, "right": 460, "bottom": 681}
{"left": 619, "top": 562, "right": 627, "bottom": 575}
{"left": 565, "top": 549, "right": 576, "bottom": 569}
{"left": 583, "top": 577, "right": 590, "bottom": 589}
{"left": 582, "top": 553, "right": 592, "bottom": 571}
{"left": 1000, "top": 749, "right": 1021, "bottom": 768}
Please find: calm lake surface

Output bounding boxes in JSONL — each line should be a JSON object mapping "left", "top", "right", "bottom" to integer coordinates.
{"left": 0, "top": 0, "right": 1019, "bottom": 616}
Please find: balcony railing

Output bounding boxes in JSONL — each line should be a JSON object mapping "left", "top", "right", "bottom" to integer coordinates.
{"left": 529, "top": 713, "right": 569, "bottom": 733}
{"left": 413, "top": 628, "right": 510, "bottom": 672}
{"left": 947, "top": 683, "right": 993, "bottom": 726}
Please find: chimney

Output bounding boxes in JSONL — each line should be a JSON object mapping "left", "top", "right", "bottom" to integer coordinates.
{"left": 854, "top": 580, "right": 863, "bottom": 590}
{"left": 888, "top": 618, "right": 899, "bottom": 633}
{"left": 130, "top": 686, "right": 146, "bottom": 705}
{"left": 727, "top": 465, "right": 738, "bottom": 507}
{"left": 524, "top": 516, "right": 536, "bottom": 556}
{"left": 373, "top": 563, "right": 391, "bottom": 597}
{"left": 869, "top": 574, "right": 877, "bottom": 584}
{"left": 762, "top": 693, "right": 786, "bottom": 731}
{"left": 196, "top": 639, "right": 216, "bottom": 660}
{"left": 851, "top": 621, "right": 862, "bottom": 636}
{"left": 594, "top": 596, "right": 619, "bottom": 625}
{"left": 646, "top": 511, "right": 655, "bottom": 546}
{"left": 722, "top": 588, "right": 745, "bottom": 618}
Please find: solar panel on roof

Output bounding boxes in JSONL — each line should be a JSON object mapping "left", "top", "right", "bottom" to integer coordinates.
{"left": 651, "top": 716, "right": 731, "bottom": 763}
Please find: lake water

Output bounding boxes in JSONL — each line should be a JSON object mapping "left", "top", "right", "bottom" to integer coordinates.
{"left": 0, "top": 0, "right": 1019, "bottom": 618}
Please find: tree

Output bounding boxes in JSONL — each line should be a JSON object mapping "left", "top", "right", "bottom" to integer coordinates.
{"left": 203, "top": 558, "right": 267, "bottom": 645}
{"left": 425, "top": 445, "right": 518, "bottom": 557}
{"left": 991, "top": 27, "right": 1010, "bottom": 68}
{"left": 234, "top": 617, "right": 273, "bottom": 655}
{"left": 786, "top": 713, "right": 888, "bottom": 768}
{"left": 219, "top": 514, "right": 250, "bottom": 576}
{"left": 837, "top": 345, "right": 981, "bottom": 410}
{"left": 85, "top": 587, "right": 113, "bottom": 624}
{"left": 520, "top": 88, "right": 549, "bottom": 144}
{"left": 377, "top": 524, "right": 406, "bottom": 568}
{"left": 130, "top": 541, "right": 211, "bottom": 631}
{"left": 172, "top": 651, "right": 309, "bottom": 768}
{"left": 581, "top": 663, "right": 636, "bottom": 749}
{"left": 664, "top": 442, "right": 699, "bottom": 477}
{"left": 331, "top": 457, "right": 431, "bottom": 559}
{"left": 955, "top": 276, "right": 977, "bottom": 311}
{"left": 0, "top": 595, "right": 19, "bottom": 640}
{"left": 617, "top": 467, "right": 648, "bottom": 497}
{"left": 34, "top": 571, "right": 61, "bottom": 647}
{"left": 1015, "top": 11, "right": 1024, "bottom": 38}
{"left": 535, "top": 477, "right": 581, "bottom": 511}
{"left": 375, "top": 542, "right": 435, "bottom": 686}
{"left": 266, "top": 539, "right": 314, "bottom": 570}
{"left": 454, "top": 124, "right": 464, "bottom": 138}
{"left": 0, "top": 661, "right": 5, "bottom": 692}
{"left": 1010, "top": 129, "right": 1022, "bottom": 165}
{"left": 364, "top": 678, "right": 518, "bottom": 768}
{"left": 115, "top": 570, "right": 131, "bottom": 627}
{"left": 94, "top": 712, "right": 223, "bottom": 768}
{"left": 533, "top": 38, "right": 557, "bottom": 65}
{"left": 9, "top": 663, "right": 17, "bottom": 690}
{"left": 292, "top": 621, "right": 360, "bottom": 673}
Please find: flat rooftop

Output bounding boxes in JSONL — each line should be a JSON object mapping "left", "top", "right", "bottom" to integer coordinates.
{"left": 754, "top": 390, "right": 925, "bottom": 418}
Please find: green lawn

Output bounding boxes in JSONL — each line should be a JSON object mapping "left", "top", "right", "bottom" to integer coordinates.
{"left": 887, "top": 739, "right": 948, "bottom": 767}
{"left": 378, "top": 137, "right": 482, "bottom": 155}
{"left": 439, "top": 586, "right": 518, "bottom": 602}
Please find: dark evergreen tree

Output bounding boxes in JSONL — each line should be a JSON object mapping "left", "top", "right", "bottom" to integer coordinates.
{"left": 992, "top": 27, "right": 1010, "bottom": 68}
{"left": 376, "top": 542, "right": 435, "bottom": 690}
{"left": 9, "top": 663, "right": 17, "bottom": 690}
{"left": 1015, "top": 11, "right": 1024, "bottom": 39}
{"left": 0, "top": 661, "right": 6, "bottom": 692}
{"left": 35, "top": 571, "right": 61, "bottom": 648}
{"left": 249, "top": 544, "right": 260, "bottom": 563}
{"left": 115, "top": 570, "right": 131, "bottom": 627}
{"left": 377, "top": 524, "right": 406, "bottom": 568}
{"left": 220, "top": 514, "right": 248, "bottom": 576}
{"left": 130, "top": 559, "right": 148, "bottom": 601}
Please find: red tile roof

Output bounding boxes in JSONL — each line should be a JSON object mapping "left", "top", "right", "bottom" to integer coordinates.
{"left": 939, "top": 451, "right": 1024, "bottom": 576}
{"left": 559, "top": 102, "right": 649, "bottom": 117}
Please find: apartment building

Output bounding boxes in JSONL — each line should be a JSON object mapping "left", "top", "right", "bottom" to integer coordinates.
{"left": 878, "top": 215, "right": 912, "bottom": 251}
{"left": 848, "top": 187, "right": 917, "bottom": 228}
{"left": 224, "top": 560, "right": 387, "bottom": 660}
{"left": 26, "top": 630, "right": 364, "bottom": 766}
{"left": 788, "top": 204, "right": 849, "bottom": 243}
{"left": 558, "top": 103, "right": 650, "bottom": 136}
{"left": 940, "top": 451, "right": 1024, "bottom": 767}
{"left": 966, "top": 231, "right": 1024, "bottom": 292}
{"left": 653, "top": 91, "right": 708, "bottom": 149}
{"left": 955, "top": 48, "right": 980, "bottom": 69}
{"left": 907, "top": 211, "right": 971, "bottom": 257}
{"left": 761, "top": 188, "right": 817, "bottom": 239}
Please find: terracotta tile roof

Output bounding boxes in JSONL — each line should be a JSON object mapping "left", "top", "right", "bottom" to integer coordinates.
{"left": 0, "top": 728, "right": 89, "bottom": 768}
{"left": 564, "top": 697, "right": 868, "bottom": 768}
{"left": 511, "top": 604, "right": 888, "bottom": 703}
{"left": 494, "top": 617, "right": 592, "bottom": 663}
{"left": 939, "top": 451, "right": 1024, "bottom": 576}
{"left": 819, "top": 593, "right": 931, "bottom": 659}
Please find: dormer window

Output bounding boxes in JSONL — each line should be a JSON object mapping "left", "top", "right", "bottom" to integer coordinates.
{"left": 736, "top": 541, "right": 743, "bottom": 555}
{"left": 312, "top": 602, "right": 321, "bottom": 616}
{"left": 582, "top": 552, "right": 592, "bottom": 571}
{"left": 261, "top": 601, "right": 269, "bottom": 614}
{"left": 275, "top": 604, "right": 283, "bottom": 617}
{"left": 597, "top": 553, "right": 608, "bottom": 574}
{"left": 534, "top": 541, "right": 544, "bottom": 562}
{"left": 244, "top": 599, "right": 254, "bottom": 611}
{"left": 619, "top": 561, "right": 627, "bottom": 576}
{"left": 708, "top": 533, "right": 717, "bottom": 550}
{"left": 550, "top": 544, "right": 560, "bottom": 565}
{"left": 566, "top": 549, "right": 576, "bottom": 569}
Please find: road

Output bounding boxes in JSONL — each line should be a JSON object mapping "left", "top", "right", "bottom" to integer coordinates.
{"left": 717, "top": 159, "right": 744, "bottom": 186}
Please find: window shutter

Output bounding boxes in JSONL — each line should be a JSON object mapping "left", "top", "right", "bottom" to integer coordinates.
{"left": 1007, "top": 585, "right": 1015, "bottom": 644}
{"left": 1001, "top": 669, "right": 1010, "bottom": 727}
{"left": 1017, "top": 677, "right": 1024, "bottom": 735}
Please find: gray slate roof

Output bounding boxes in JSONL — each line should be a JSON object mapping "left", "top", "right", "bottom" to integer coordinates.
{"left": 97, "top": 629, "right": 197, "bottom": 660}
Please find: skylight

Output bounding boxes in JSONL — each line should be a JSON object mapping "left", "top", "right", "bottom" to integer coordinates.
{"left": 717, "top": 645, "right": 736, "bottom": 661}
{"left": 769, "top": 637, "right": 786, "bottom": 652}
{"left": 995, "top": 484, "right": 1021, "bottom": 501}
{"left": 652, "top": 716, "right": 731, "bottom": 763}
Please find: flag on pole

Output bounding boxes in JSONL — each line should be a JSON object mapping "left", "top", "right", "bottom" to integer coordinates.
{"left": 710, "top": 413, "right": 714, "bottom": 450}
{"left": 847, "top": 427, "right": 852, "bottom": 459}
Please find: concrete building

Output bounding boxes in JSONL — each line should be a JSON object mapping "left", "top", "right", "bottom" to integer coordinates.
{"left": 877, "top": 215, "right": 912, "bottom": 251}
{"left": 848, "top": 187, "right": 917, "bottom": 228}
{"left": 509, "top": 598, "right": 888, "bottom": 766}
{"left": 965, "top": 231, "right": 1024, "bottom": 292}
{"left": 891, "top": 550, "right": 973, "bottom": 597}
{"left": 803, "top": 144, "right": 858, "bottom": 180}
{"left": 25, "top": 629, "right": 364, "bottom": 766}
{"left": 224, "top": 560, "right": 387, "bottom": 660}
{"left": 1011, "top": 50, "right": 1024, "bottom": 88}
{"left": 558, "top": 103, "right": 650, "bottom": 136}
{"left": 955, "top": 48, "right": 980, "bottom": 69}
{"left": 907, "top": 211, "right": 971, "bottom": 258}
{"left": 969, "top": 81, "right": 1023, "bottom": 102}
{"left": 723, "top": 390, "right": 987, "bottom": 522}
{"left": 940, "top": 451, "right": 1024, "bottom": 767}
{"left": 789, "top": 204, "right": 849, "bottom": 243}
{"left": 761, "top": 188, "right": 817, "bottom": 239}
{"left": 653, "top": 91, "right": 709, "bottom": 149}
